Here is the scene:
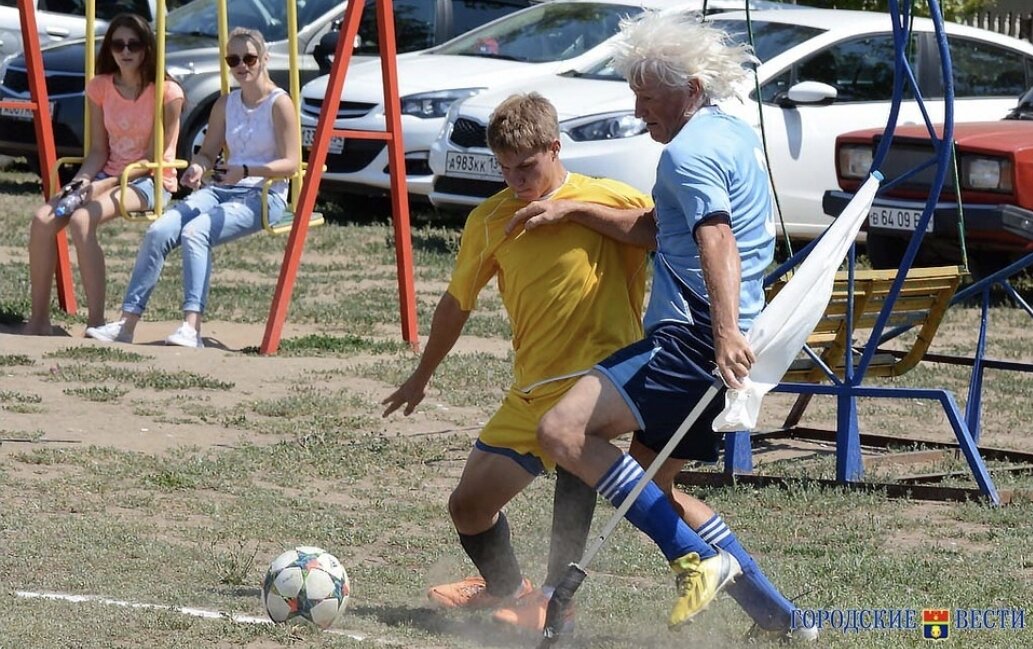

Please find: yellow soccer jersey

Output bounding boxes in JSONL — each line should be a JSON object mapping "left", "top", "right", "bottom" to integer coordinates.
{"left": 447, "top": 173, "right": 652, "bottom": 392}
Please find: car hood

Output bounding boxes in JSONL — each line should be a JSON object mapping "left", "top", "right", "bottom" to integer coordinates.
{"left": 301, "top": 53, "right": 568, "bottom": 103}
{"left": 457, "top": 73, "right": 633, "bottom": 121}
{"left": 844, "top": 121, "right": 1033, "bottom": 152}
{"left": 15, "top": 32, "right": 219, "bottom": 71}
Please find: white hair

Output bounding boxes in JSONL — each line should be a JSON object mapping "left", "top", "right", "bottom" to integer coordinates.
{"left": 610, "top": 12, "right": 757, "bottom": 103}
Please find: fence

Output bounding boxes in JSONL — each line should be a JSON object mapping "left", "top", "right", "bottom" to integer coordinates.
{"left": 958, "top": 11, "right": 1033, "bottom": 42}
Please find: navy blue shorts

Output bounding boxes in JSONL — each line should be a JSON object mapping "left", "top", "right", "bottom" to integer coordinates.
{"left": 595, "top": 322, "right": 724, "bottom": 462}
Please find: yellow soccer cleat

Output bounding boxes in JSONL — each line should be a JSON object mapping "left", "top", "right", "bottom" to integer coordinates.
{"left": 668, "top": 549, "right": 742, "bottom": 629}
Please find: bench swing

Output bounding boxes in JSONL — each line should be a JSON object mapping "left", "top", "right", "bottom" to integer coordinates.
{"left": 51, "top": 0, "right": 323, "bottom": 233}
{"left": 50, "top": 0, "right": 187, "bottom": 223}
{"left": 676, "top": 0, "right": 1011, "bottom": 504}
{"left": 209, "top": 0, "right": 325, "bottom": 235}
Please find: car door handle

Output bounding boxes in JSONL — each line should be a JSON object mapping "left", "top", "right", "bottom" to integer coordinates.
{"left": 46, "top": 27, "right": 70, "bottom": 38}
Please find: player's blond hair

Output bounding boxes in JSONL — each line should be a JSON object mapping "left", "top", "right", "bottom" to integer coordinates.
{"left": 486, "top": 92, "right": 559, "bottom": 154}
{"left": 610, "top": 12, "right": 756, "bottom": 103}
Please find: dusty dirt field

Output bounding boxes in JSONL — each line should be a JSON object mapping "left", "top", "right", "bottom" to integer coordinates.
{"left": 3, "top": 303, "right": 1030, "bottom": 491}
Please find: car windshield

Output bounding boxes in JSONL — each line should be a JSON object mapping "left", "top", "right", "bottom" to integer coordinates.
{"left": 568, "top": 18, "right": 824, "bottom": 80}
{"left": 435, "top": 2, "right": 643, "bottom": 63}
{"left": 167, "top": 0, "right": 338, "bottom": 42}
{"left": 717, "top": 19, "right": 825, "bottom": 61}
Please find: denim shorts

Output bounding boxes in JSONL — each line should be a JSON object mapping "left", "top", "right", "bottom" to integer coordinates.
{"left": 96, "top": 172, "right": 170, "bottom": 210}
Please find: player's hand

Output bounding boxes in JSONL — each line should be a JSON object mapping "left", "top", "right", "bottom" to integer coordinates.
{"left": 381, "top": 375, "right": 427, "bottom": 417}
{"left": 714, "top": 330, "right": 754, "bottom": 390}
{"left": 505, "top": 200, "right": 572, "bottom": 235}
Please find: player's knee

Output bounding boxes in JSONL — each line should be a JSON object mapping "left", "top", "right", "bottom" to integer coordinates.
{"left": 537, "top": 407, "right": 575, "bottom": 465}
{"left": 447, "top": 488, "right": 489, "bottom": 531}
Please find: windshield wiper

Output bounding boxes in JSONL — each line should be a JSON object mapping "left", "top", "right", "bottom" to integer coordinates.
{"left": 168, "top": 29, "right": 217, "bottom": 38}
{"left": 457, "top": 52, "right": 524, "bottom": 62}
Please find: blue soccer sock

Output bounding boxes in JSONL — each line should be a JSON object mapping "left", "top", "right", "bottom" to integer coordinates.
{"left": 595, "top": 454, "right": 715, "bottom": 562}
{"left": 697, "top": 514, "right": 794, "bottom": 631}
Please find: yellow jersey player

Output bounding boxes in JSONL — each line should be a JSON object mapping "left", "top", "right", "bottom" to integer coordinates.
{"left": 382, "top": 92, "right": 652, "bottom": 633}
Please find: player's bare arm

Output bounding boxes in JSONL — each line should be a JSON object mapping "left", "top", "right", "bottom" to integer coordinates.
{"left": 697, "top": 217, "right": 754, "bottom": 389}
{"left": 506, "top": 199, "right": 656, "bottom": 249}
{"left": 382, "top": 292, "right": 470, "bottom": 417}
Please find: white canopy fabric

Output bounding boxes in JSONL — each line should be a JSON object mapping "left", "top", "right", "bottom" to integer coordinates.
{"left": 713, "top": 173, "right": 882, "bottom": 432}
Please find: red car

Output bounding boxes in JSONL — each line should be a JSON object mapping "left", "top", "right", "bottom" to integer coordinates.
{"left": 823, "top": 89, "right": 1033, "bottom": 277}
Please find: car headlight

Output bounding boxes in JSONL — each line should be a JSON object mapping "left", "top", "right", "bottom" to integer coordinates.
{"left": 961, "top": 156, "right": 1012, "bottom": 192}
{"left": 400, "top": 88, "right": 483, "bottom": 119}
{"left": 0, "top": 53, "right": 18, "bottom": 86}
{"left": 561, "top": 112, "right": 646, "bottom": 142}
{"left": 838, "top": 144, "right": 872, "bottom": 180}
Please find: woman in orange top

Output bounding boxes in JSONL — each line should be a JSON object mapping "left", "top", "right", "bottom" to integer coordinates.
{"left": 25, "top": 13, "right": 184, "bottom": 335}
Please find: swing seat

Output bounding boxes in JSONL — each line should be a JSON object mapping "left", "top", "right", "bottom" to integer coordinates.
{"left": 49, "top": 156, "right": 187, "bottom": 222}
{"left": 117, "top": 159, "right": 189, "bottom": 222}
{"left": 767, "top": 265, "right": 964, "bottom": 381}
{"left": 260, "top": 163, "right": 325, "bottom": 235}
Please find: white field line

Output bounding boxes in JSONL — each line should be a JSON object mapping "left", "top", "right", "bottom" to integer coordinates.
{"left": 15, "top": 590, "right": 370, "bottom": 642}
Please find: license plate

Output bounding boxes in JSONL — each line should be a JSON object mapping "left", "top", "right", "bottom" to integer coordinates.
{"left": 868, "top": 206, "right": 933, "bottom": 233}
{"left": 301, "top": 126, "right": 344, "bottom": 154}
{"left": 445, "top": 151, "right": 502, "bottom": 181}
{"left": 1, "top": 101, "right": 55, "bottom": 121}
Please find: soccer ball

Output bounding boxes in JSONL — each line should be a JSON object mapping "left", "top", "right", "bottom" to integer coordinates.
{"left": 262, "top": 546, "right": 350, "bottom": 629}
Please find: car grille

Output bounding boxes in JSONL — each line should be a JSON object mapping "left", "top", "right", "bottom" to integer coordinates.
{"left": 876, "top": 136, "right": 959, "bottom": 196}
{"left": 435, "top": 175, "right": 506, "bottom": 198}
{"left": 301, "top": 97, "right": 376, "bottom": 120}
{"left": 325, "top": 139, "right": 386, "bottom": 173}
{"left": 1, "top": 67, "right": 85, "bottom": 96}
{"left": 450, "top": 118, "right": 487, "bottom": 148}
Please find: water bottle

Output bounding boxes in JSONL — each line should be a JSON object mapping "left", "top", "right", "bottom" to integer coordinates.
{"left": 54, "top": 180, "right": 87, "bottom": 218}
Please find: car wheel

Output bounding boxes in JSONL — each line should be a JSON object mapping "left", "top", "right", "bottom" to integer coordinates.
{"left": 179, "top": 115, "right": 209, "bottom": 162}
{"left": 865, "top": 232, "right": 910, "bottom": 269}
{"left": 968, "top": 251, "right": 1022, "bottom": 282}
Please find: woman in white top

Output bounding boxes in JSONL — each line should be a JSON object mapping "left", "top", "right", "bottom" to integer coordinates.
{"left": 87, "top": 27, "right": 300, "bottom": 348}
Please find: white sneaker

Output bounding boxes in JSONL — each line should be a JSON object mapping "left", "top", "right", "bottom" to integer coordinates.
{"left": 85, "top": 320, "right": 132, "bottom": 343}
{"left": 165, "top": 322, "right": 204, "bottom": 348}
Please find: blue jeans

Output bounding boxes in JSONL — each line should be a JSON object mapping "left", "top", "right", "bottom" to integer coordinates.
{"left": 121, "top": 185, "right": 287, "bottom": 315}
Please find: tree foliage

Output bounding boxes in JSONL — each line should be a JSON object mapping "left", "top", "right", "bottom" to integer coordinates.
{"left": 793, "top": 0, "right": 993, "bottom": 22}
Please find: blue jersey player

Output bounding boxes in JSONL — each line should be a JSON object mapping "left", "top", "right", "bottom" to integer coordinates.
{"left": 511, "top": 12, "right": 817, "bottom": 642}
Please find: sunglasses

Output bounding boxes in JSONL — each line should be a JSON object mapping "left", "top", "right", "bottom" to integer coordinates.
{"left": 110, "top": 39, "right": 144, "bottom": 53}
{"left": 225, "top": 54, "right": 260, "bottom": 68}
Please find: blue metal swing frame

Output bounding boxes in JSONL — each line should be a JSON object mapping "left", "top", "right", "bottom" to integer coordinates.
{"left": 718, "top": 0, "right": 1009, "bottom": 504}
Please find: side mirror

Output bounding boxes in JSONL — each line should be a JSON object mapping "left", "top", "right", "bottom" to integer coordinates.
{"left": 313, "top": 30, "right": 339, "bottom": 75}
{"left": 778, "top": 81, "right": 837, "bottom": 108}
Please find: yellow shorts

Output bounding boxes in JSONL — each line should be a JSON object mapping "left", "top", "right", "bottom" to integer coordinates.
{"left": 477, "top": 377, "right": 580, "bottom": 476}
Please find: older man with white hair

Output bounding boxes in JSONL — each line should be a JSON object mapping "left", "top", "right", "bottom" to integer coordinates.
{"left": 511, "top": 12, "right": 816, "bottom": 641}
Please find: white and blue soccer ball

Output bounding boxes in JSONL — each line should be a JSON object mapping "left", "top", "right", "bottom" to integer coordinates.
{"left": 262, "top": 546, "right": 350, "bottom": 629}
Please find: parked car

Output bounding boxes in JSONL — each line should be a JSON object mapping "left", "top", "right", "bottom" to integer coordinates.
{"left": 0, "top": 0, "right": 168, "bottom": 60}
{"left": 824, "top": 87, "right": 1033, "bottom": 276}
{"left": 311, "top": 0, "right": 540, "bottom": 75}
{"left": 0, "top": 0, "right": 539, "bottom": 175}
{"left": 428, "top": 8, "right": 1033, "bottom": 243}
{"left": 298, "top": 0, "right": 792, "bottom": 199}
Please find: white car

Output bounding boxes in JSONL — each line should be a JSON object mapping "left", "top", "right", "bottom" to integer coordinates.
{"left": 429, "top": 8, "right": 1033, "bottom": 240}
{"left": 297, "top": 0, "right": 793, "bottom": 198}
{"left": 0, "top": 0, "right": 164, "bottom": 60}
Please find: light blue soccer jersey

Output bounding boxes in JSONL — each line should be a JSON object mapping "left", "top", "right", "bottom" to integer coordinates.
{"left": 644, "top": 106, "right": 775, "bottom": 333}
